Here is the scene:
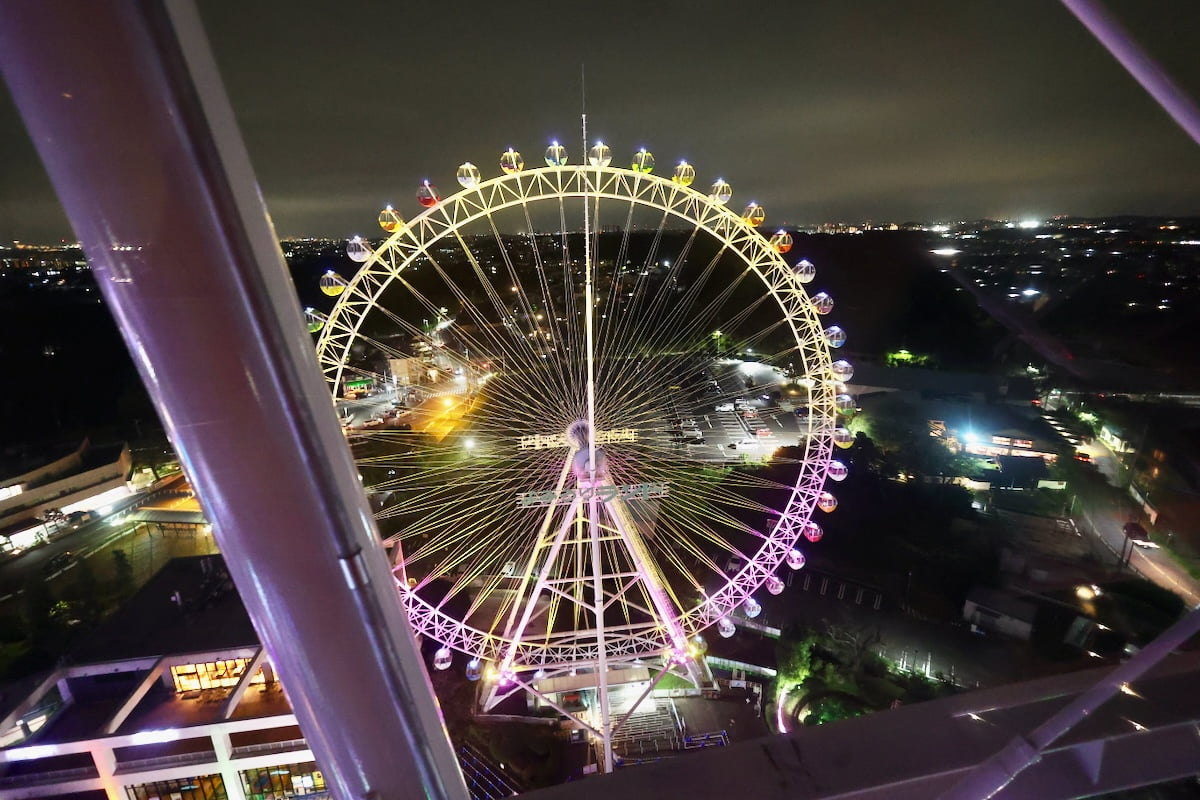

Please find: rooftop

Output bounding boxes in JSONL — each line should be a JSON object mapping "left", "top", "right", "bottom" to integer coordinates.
{"left": 965, "top": 586, "right": 1039, "bottom": 624}
{"left": 534, "top": 648, "right": 1200, "bottom": 800}
{"left": 849, "top": 364, "right": 1036, "bottom": 403}
{"left": 69, "top": 555, "right": 257, "bottom": 665}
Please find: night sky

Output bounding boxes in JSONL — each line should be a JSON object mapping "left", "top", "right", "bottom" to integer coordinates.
{"left": 1, "top": 0, "right": 1198, "bottom": 242}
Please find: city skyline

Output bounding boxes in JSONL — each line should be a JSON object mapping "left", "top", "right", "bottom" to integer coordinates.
{"left": 0, "top": 0, "right": 1198, "bottom": 242}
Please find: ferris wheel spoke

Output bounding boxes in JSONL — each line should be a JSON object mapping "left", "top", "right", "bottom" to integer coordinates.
{"left": 600, "top": 243, "right": 731, "bottom": 410}
{"left": 405, "top": 227, "right": 570, "bottom": 415}
{"left": 620, "top": 225, "right": 702, "bottom": 352}
{"left": 317, "top": 161, "right": 841, "bottom": 681}
{"left": 420, "top": 244, "right": 566, "bottom": 406}
{"left": 653, "top": 268, "right": 755, "bottom": 361}
{"left": 593, "top": 199, "right": 638, "bottom": 357}
{"left": 553, "top": 196, "right": 584, "bottom": 388}
{"left": 516, "top": 199, "right": 570, "bottom": 356}
{"left": 479, "top": 214, "right": 582, "bottom": 413}
{"left": 508, "top": 200, "right": 581, "bottom": 408}
{"left": 603, "top": 211, "right": 684, "bottom": 369}
{"left": 604, "top": 203, "right": 677, "bottom": 359}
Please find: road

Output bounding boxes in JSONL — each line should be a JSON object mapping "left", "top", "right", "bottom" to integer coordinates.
{"left": 0, "top": 474, "right": 189, "bottom": 598}
{"left": 1034, "top": 405, "right": 1200, "bottom": 605}
{"left": 1073, "top": 484, "right": 1200, "bottom": 607}
{"left": 339, "top": 382, "right": 473, "bottom": 441}
{"left": 1049, "top": 425, "right": 1200, "bottom": 606}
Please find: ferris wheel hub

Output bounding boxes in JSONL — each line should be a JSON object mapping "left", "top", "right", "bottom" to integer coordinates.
{"left": 572, "top": 444, "right": 608, "bottom": 480}
{"left": 566, "top": 419, "right": 591, "bottom": 449}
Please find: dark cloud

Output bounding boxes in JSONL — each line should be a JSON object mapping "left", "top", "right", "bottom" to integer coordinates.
{"left": 2, "top": 0, "right": 1198, "bottom": 241}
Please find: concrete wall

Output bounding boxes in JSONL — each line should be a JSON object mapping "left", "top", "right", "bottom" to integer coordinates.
{"left": 0, "top": 440, "right": 87, "bottom": 509}
{"left": 963, "top": 599, "right": 1033, "bottom": 641}
{"left": 0, "top": 445, "right": 131, "bottom": 530}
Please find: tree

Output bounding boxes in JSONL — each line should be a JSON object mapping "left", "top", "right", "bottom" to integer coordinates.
{"left": 776, "top": 629, "right": 816, "bottom": 689}
{"left": 22, "top": 578, "right": 56, "bottom": 647}
{"left": 864, "top": 396, "right": 927, "bottom": 455}
{"left": 862, "top": 396, "right": 975, "bottom": 481}
{"left": 111, "top": 549, "right": 135, "bottom": 600}
{"left": 822, "top": 621, "right": 883, "bottom": 675}
{"left": 67, "top": 558, "right": 104, "bottom": 626}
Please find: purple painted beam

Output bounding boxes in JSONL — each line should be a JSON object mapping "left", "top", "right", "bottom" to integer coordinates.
{"left": 1061, "top": 0, "right": 1200, "bottom": 146}
{"left": 0, "top": 3, "right": 467, "bottom": 799}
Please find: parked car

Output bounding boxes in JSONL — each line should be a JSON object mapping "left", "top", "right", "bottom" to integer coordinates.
{"left": 67, "top": 510, "right": 94, "bottom": 529}
{"left": 44, "top": 551, "right": 75, "bottom": 574}
{"left": 715, "top": 403, "right": 734, "bottom": 412}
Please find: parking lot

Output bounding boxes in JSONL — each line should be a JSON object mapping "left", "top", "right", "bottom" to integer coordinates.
{"left": 658, "top": 360, "right": 804, "bottom": 462}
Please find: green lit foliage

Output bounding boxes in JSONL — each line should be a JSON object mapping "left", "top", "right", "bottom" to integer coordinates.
{"left": 857, "top": 395, "right": 973, "bottom": 480}
{"left": 777, "top": 623, "right": 957, "bottom": 728}
{"left": 885, "top": 349, "right": 932, "bottom": 368}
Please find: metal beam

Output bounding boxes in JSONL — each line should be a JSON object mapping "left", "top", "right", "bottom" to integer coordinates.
{"left": 102, "top": 658, "right": 168, "bottom": 735}
{"left": 0, "top": 4, "right": 467, "bottom": 799}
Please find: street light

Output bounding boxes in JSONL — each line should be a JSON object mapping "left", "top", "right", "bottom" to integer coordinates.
{"left": 1120, "top": 521, "right": 1152, "bottom": 568}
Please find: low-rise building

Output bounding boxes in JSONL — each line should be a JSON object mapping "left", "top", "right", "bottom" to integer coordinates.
{"left": 0, "top": 439, "right": 133, "bottom": 539}
{"left": 927, "top": 402, "right": 1061, "bottom": 463}
{"left": 0, "top": 556, "right": 326, "bottom": 800}
{"left": 962, "top": 586, "right": 1037, "bottom": 641}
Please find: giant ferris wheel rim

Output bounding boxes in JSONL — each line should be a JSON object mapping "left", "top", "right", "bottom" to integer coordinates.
{"left": 314, "top": 158, "right": 841, "bottom": 668}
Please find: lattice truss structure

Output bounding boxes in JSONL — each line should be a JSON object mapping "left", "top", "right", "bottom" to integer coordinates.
{"left": 312, "top": 148, "right": 853, "bottom": 698}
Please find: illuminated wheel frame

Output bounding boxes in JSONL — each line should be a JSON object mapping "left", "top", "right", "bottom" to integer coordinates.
{"left": 314, "top": 152, "right": 848, "bottom": 679}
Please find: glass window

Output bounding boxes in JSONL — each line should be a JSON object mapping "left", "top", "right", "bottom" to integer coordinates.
{"left": 241, "top": 761, "right": 327, "bottom": 799}
{"left": 171, "top": 659, "right": 266, "bottom": 692}
{"left": 125, "top": 774, "right": 226, "bottom": 800}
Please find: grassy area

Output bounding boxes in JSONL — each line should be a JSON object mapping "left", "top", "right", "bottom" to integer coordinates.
{"left": 655, "top": 671, "right": 695, "bottom": 691}
{"left": 1159, "top": 540, "right": 1200, "bottom": 581}
{"left": 990, "top": 488, "right": 1067, "bottom": 517}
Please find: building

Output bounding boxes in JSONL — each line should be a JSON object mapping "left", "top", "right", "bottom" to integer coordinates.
{"left": 388, "top": 357, "right": 425, "bottom": 387}
{"left": 0, "top": 440, "right": 134, "bottom": 547}
{"left": 927, "top": 401, "right": 1062, "bottom": 463}
{"left": 0, "top": 556, "right": 326, "bottom": 800}
{"left": 962, "top": 586, "right": 1037, "bottom": 641}
{"left": 847, "top": 364, "right": 1036, "bottom": 407}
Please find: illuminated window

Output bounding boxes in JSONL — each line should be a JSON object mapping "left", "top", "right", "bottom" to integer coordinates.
{"left": 125, "top": 773, "right": 226, "bottom": 800}
{"left": 171, "top": 659, "right": 268, "bottom": 692}
{"left": 241, "top": 761, "right": 326, "bottom": 800}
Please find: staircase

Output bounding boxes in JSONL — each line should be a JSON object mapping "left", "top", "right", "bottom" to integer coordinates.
{"left": 610, "top": 698, "right": 682, "bottom": 757}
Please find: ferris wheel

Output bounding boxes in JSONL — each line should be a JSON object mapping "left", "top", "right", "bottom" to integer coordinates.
{"left": 311, "top": 139, "right": 852, "bottom": 765}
